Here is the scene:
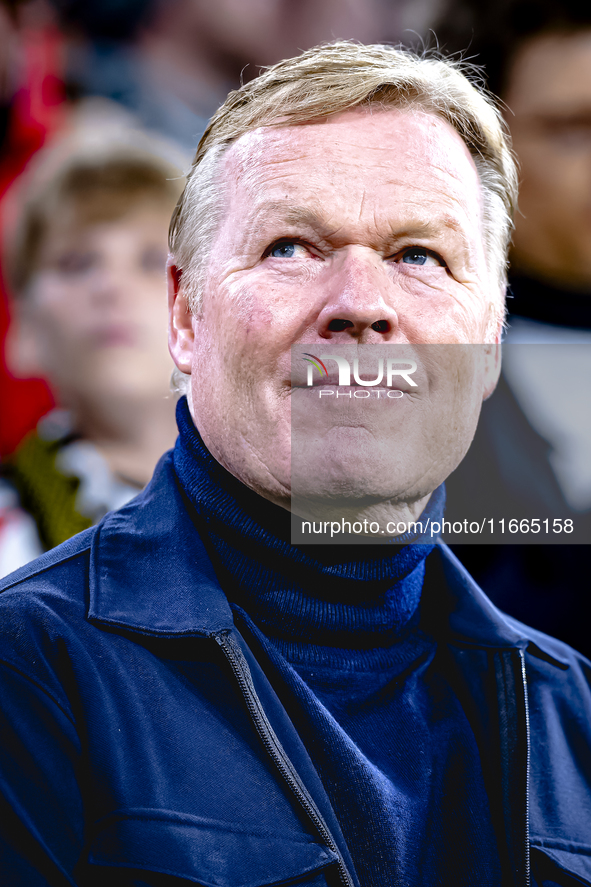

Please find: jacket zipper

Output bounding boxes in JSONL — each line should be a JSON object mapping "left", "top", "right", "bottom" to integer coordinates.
{"left": 217, "top": 627, "right": 532, "bottom": 887}
{"left": 519, "top": 649, "right": 531, "bottom": 887}
{"left": 215, "top": 629, "right": 355, "bottom": 887}
{"left": 497, "top": 648, "right": 532, "bottom": 887}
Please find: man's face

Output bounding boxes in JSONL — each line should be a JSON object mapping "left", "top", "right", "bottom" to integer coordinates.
{"left": 15, "top": 205, "right": 173, "bottom": 409}
{"left": 504, "top": 31, "right": 591, "bottom": 289}
{"left": 170, "top": 108, "right": 500, "bottom": 508}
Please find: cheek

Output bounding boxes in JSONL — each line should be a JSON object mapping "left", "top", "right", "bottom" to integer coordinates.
{"left": 30, "top": 279, "right": 84, "bottom": 330}
{"left": 422, "top": 345, "right": 486, "bottom": 453}
{"left": 32, "top": 304, "right": 80, "bottom": 350}
{"left": 223, "top": 259, "right": 321, "bottom": 321}
{"left": 201, "top": 277, "right": 292, "bottom": 370}
{"left": 396, "top": 274, "right": 489, "bottom": 342}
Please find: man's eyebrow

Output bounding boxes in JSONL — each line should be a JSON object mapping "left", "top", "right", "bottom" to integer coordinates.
{"left": 253, "top": 201, "right": 333, "bottom": 231}
{"left": 394, "top": 215, "right": 464, "bottom": 238}
{"left": 252, "top": 201, "right": 467, "bottom": 242}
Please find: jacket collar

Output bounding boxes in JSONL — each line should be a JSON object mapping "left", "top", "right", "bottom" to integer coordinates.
{"left": 87, "top": 450, "right": 567, "bottom": 666}
{"left": 88, "top": 451, "right": 233, "bottom": 637}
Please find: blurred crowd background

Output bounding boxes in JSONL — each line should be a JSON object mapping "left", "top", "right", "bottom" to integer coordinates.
{"left": 0, "top": 0, "right": 590, "bottom": 653}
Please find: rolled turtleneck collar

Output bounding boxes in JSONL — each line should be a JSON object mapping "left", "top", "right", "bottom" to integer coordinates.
{"left": 172, "top": 397, "right": 444, "bottom": 659}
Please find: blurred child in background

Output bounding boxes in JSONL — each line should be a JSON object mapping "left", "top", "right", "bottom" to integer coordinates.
{"left": 0, "top": 127, "right": 184, "bottom": 576}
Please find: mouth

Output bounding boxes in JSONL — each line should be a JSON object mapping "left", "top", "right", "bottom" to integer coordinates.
{"left": 289, "top": 345, "right": 422, "bottom": 394}
{"left": 291, "top": 375, "right": 412, "bottom": 394}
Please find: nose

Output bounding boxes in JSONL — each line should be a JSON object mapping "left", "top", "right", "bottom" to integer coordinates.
{"left": 316, "top": 249, "right": 399, "bottom": 341}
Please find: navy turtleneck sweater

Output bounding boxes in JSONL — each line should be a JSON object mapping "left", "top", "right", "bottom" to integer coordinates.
{"left": 173, "top": 397, "right": 501, "bottom": 886}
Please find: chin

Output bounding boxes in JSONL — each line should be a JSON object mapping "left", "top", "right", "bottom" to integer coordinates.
{"left": 292, "top": 468, "right": 418, "bottom": 501}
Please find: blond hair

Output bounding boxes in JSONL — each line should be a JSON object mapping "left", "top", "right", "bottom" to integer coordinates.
{"left": 8, "top": 137, "right": 185, "bottom": 297}
{"left": 169, "top": 40, "right": 518, "bottom": 324}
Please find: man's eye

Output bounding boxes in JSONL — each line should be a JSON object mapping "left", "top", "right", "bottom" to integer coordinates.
{"left": 268, "top": 241, "right": 308, "bottom": 259}
{"left": 399, "top": 247, "right": 444, "bottom": 267}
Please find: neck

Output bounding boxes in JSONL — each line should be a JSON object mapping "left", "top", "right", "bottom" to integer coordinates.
{"left": 173, "top": 397, "right": 444, "bottom": 650}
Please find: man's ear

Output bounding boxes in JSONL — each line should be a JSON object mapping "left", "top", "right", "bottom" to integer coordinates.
{"left": 480, "top": 303, "right": 504, "bottom": 401}
{"left": 482, "top": 337, "right": 502, "bottom": 401}
{"left": 168, "top": 258, "right": 194, "bottom": 374}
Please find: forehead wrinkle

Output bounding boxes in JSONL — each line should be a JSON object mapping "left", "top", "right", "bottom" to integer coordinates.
{"left": 393, "top": 213, "right": 462, "bottom": 237}
{"left": 230, "top": 198, "right": 347, "bottom": 256}
{"left": 250, "top": 200, "right": 333, "bottom": 231}
{"left": 221, "top": 121, "right": 484, "bottom": 263}
{"left": 248, "top": 194, "right": 470, "bottom": 236}
{"left": 233, "top": 196, "right": 481, "bottom": 264}
{"left": 384, "top": 209, "right": 474, "bottom": 250}
{"left": 225, "top": 134, "right": 313, "bottom": 192}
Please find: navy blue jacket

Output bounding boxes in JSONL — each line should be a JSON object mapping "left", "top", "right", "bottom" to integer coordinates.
{"left": 1, "top": 451, "right": 591, "bottom": 887}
